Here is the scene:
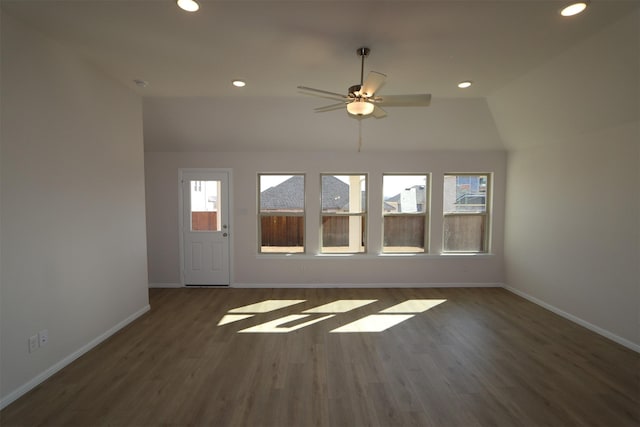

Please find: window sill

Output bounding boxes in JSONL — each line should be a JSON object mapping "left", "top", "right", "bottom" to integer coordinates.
{"left": 438, "top": 252, "right": 494, "bottom": 257}
{"left": 256, "top": 252, "right": 496, "bottom": 260}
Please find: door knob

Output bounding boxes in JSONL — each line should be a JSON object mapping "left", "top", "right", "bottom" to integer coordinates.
{"left": 223, "top": 233, "right": 228, "bottom": 237}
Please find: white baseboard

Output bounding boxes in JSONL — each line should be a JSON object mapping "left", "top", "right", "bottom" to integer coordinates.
{"left": 149, "top": 282, "right": 182, "bottom": 288}
{"left": 0, "top": 304, "right": 151, "bottom": 411}
{"left": 231, "top": 282, "right": 503, "bottom": 289}
{"left": 503, "top": 285, "right": 640, "bottom": 354}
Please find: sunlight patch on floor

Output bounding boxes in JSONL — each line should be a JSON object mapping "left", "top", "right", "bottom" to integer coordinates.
{"left": 217, "top": 314, "right": 254, "bottom": 326}
{"left": 229, "top": 299, "right": 306, "bottom": 313}
{"left": 330, "top": 314, "right": 415, "bottom": 333}
{"left": 219, "top": 298, "right": 448, "bottom": 333}
{"left": 238, "top": 314, "right": 335, "bottom": 333}
{"left": 302, "top": 299, "right": 377, "bottom": 313}
{"left": 380, "top": 299, "right": 446, "bottom": 313}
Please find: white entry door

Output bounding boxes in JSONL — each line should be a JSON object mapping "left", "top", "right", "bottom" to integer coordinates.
{"left": 180, "top": 169, "right": 231, "bottom": 286}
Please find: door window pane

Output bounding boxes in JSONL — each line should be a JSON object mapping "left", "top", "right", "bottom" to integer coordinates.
{"left": 191, "top": 180, "right": 220, "bottom": 231}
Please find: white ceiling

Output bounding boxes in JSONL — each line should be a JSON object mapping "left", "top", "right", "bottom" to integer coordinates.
{"left": 2, "top": 0, "right": 637, "bottom": 152}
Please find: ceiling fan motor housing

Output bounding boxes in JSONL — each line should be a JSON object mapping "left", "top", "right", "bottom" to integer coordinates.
{"left": 348, "top": 84, "right": 362, "bottom": 98}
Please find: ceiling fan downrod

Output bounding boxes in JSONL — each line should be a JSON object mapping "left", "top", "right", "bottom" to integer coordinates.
{"left": 357, "top": 47, "right": 370, "bottom": 87}
{"left": 349, "top": 47, "right": 370, "bottom": 97}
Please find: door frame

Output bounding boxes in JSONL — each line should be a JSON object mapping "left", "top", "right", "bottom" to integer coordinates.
{"left": 178, "top": 168, "right": 233, "bottom": 286}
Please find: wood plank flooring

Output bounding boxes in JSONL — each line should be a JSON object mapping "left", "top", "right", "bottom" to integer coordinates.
{"left": 1, "top": 287, "right": 638, "bottom": 426}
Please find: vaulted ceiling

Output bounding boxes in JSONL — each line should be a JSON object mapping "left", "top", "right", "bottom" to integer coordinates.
{"left": 2, "top": 0, "right": 637, "bottom": 151}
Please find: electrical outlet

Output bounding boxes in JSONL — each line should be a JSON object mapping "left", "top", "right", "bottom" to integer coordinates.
{"left": 28, "top": 335, "right": 38, "bottom": 353}
{"left": 39, "top": 329, "right": 49, "bottom": 347}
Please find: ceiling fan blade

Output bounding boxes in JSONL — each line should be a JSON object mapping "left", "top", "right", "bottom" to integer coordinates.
{"left": 298, "top": 86, "right": 349, "bottom": 101}
{"left": 361, "top": 71, "right": 386, "bottom": 97}
{"left": 314, "top": 102, "right": 347, "bottom": 113}
{"left": 374, "top": 94, "right": 432, "bottom": 107}
{"left": 372, "top": 105, "right": 387, "bottom": 119}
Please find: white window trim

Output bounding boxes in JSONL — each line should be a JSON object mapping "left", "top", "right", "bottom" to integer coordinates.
{"left": 258, "top": 173, "right": 306, "bottom": 255}
{"left": 381, "top": 174, "right": 430, "bottom": 254}
{"left": 442, "top": 173, "right": 491, "bottom": 254}
{"left": 320, "top": 173, "right": 368, "bottom": 254}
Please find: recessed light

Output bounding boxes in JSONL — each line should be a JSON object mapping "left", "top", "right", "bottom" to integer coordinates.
{"left": 458, "top": 81, "right": 472, "bottom": 89}
{"left": 232, "top": 80, "right": 246, "bottom": 88}
{"left": 177, "top": 0, "right": 199, "bottom": 12}
{"left": 560, "top": 2, "right": 588, "bottom": 17}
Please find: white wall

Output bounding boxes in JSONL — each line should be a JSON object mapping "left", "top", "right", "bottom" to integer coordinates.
{"left": 0, "top": 13, "right": 150, "bottom": 406}
{"left": 490, "top": 11, "right": 639, "bottom": 348}
{"left": 144, "top": 150, "right": 506, "bottom": 287}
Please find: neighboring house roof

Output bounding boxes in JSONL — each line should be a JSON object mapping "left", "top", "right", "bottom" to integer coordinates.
{"left": 386, "top": 185, "right": 426, "bottom": 203}
{"left": 383, "top": 201, "right": 397, "bottom": 212}
{"left": 385, "top": 185, "right": 426, "bottom": 211}
{"left": 261, "top": 175, "right": 361, "bottom": 211}
{"left": 321, "top": 175, "right": 350, "bottom": 211}
{"left": 260, "top": 175, "right": 305, "bottom": 210}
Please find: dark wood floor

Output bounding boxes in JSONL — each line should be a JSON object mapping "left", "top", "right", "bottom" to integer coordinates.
{"left": 2, "top": 287, "right": 638, "bottom": 426}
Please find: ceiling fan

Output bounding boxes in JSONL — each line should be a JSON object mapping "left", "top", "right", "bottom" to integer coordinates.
{"left": 298, "top": 47, "right": 432, "bottom": 119}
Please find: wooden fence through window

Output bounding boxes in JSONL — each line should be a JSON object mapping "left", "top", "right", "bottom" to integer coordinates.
{"left": 443, "top": 214, "right": 486, "bottom": 252}
{"left": 191, "top": 212, "right": 218, "bottom": 231}
{"left": 383, "top": 215, "right": 425, "bottom": 247}
{"left": 260, "top": 216, "right": 367, "bottom": 247}
{"left": 261, "top": 216, "right": 304, "bottom": 247}
{"left": 256, "top": 213, "right": 486, "bottom": 251}
{"left": 321, "top": 216, "right": 366, "bottom": 247}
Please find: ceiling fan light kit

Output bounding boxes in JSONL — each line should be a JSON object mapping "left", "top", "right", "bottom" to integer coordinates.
{"left": 347, "top": 99, "right": 375, "bottom": 116}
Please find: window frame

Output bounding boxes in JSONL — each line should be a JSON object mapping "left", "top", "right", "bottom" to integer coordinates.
{"left": 442, "top": 173, "right": 491, "bottom": 253}
{"left": 381, "top": 174, "right": 430, "bottom": 254}
{"left": 257, "top": 173, "right": 306, "bottom": 254}
{"left": 320, "top": 173, "right": 368, "bottom": 254}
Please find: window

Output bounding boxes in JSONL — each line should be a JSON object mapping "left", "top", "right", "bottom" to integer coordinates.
{"left": 321, "top": 174, "right": 367, "bottom": 253}
{"left": 443, "top": 174, "right": 490, "bottom": 252}
{"left": 258, "top": 174, "right": 305, "bottom": 253}
{"left": 382, "top": 174, "right": 429, "bottom": 253}
{"left": 190, "top": 180, "right": 220, "bottom": 231}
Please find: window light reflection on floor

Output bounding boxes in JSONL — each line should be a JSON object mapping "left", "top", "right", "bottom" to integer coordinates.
{"left": 228, "top": 299, "right": 306, "bottom": 313}
{"left": 330, "top": 314, "right": 415, "bottom": 333}
{"left": 302, "top": 299, "right": 377, "bottom": 313}
{"left": 217, "top": 314, "right": 255, "bottom": 326}
{"left": 331, "top": 299, "right": 446, "bottom": 332}
{"left": 217, "top": 298, "right": 447, "bottom": 333}
{"left": 238, "top": 314, "right": 335, "bottom": 333}
{"left": 380, "top": 299, "right": 446, "bottom": 313}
